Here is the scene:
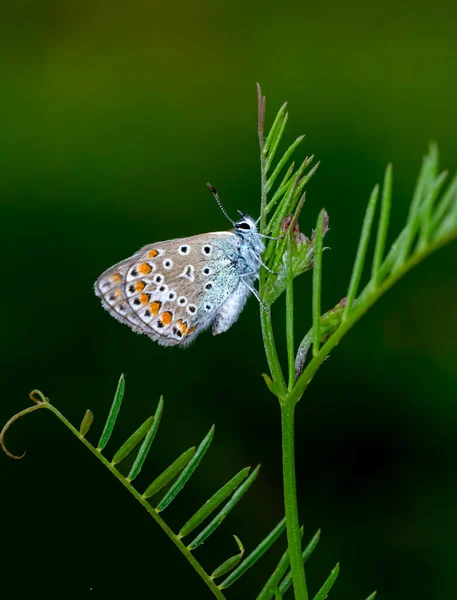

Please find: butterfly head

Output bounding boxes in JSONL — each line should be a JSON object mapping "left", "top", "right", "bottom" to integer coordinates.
{"left": 234, "top": 212, "right": 258, "bottom": 236}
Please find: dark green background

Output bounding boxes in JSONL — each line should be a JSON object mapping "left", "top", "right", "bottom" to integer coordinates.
{"left": 2, "top": 1, "right": 457, "bottom": 597}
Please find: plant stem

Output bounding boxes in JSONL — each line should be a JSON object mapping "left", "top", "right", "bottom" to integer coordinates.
{"left": 260, "top": 308, "right": 287, "bottom": 398}
{"left": 286, "top": 233, "right": 295, "bottom": 390}
{"left": 281, "top": 400, "right": 308, "bottom": 600}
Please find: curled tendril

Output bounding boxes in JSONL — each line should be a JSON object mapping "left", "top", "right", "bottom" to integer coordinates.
{"left": 0, "top": 390, "right": 50, "bottom": 459}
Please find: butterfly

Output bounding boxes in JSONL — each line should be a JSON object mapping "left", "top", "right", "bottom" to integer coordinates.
{"left": 94, "top": 185, "right": 275, "bottom": 347}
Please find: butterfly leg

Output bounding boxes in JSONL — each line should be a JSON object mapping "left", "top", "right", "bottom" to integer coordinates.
{"left": 252, "top": 253, "right": 277, "bottom": 275}
{"left": 240, "top": 276, "right": 267, "bottom": 311}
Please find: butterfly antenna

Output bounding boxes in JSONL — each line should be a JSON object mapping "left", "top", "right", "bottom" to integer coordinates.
{"left": 207, "top": 183, "right": 234, "bottom": 225}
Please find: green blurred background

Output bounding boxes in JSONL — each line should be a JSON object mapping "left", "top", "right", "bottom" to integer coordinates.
{"left": 2, "top": 1, "right": 457, "bottom": 597}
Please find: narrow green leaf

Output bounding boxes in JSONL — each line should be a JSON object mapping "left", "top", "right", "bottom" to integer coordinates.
{"left": 265, "top": 156, "right": 313, "bottom": 223}
{"left": 264, "top": 102, "right": 288, "bottom": 155}
{"left": 264, "top": 176, "right": 300, "bottom": 263}
{"left": 266, "top": 114, "right": 289, "bottom": 172}
{"left": 268, "top": 162, "right": 320, "bottom": 275}
{"left": 393, "top": 149, "right": 437, "bottom": 268}
{"left": 275, "top": 589, "right": 283, "bottom": 600}
{"left": 180, "top": 466, "right": 251, "bottom": 537}
{"left": 79, "top": 409, "right": 93, "bottom": 438}
{"left": 219, "top": 517, "right": 286, "bottom": 589}
{"left": 267, "top": 136, "right": 305, "bottom": 193}
{"left": 312, "top": 209, "right": 325, "bottom": 356}
{"left": 313, "top": 563, "right": 340, "bottom": 600}
{"left": 188, "top": 465, "right": 260, "bottom": 549}
{"left": 409, "top": 148, "right": 436, "bottom": 220}
{"left": 418, "top": 170, "right": 449, "bottom": 247}
{"left": 127, "top": 396, "right": 163, "bottom": 482}
{"left": 211, "top": 535, "right": 245, "bottom": 579}
{"left": 156, "top": 424, "right": 215, "bottom": 512}
{"left": 143, "top": 446, "right": 196, "bottom": 499}
{"left": 212, "top": 554, "right": 242, "bottom": 580}
{"left": 289, "top": 190, "right": 307, "bottom": 234}
{"left": 262, "top": 373, "right": 279, "bottom": 396}
{"left": 97, "top": 374, "right": 125, "bottom": 451}
{"left": 265, "top": 161, "right": 297, "bottom": 215}
{"left": 435, "top": 199, "right": 457, "bottom": 239}
{"left": 111, "top": 415, "right": 154, "bottom": 466}
{"left": 343, "top": 184, "right": 379, "bottom": 321}
{"left": 392, "top": 210, "right": 421, "bottom": 270}
{"left": 431, "top": 173, "right": 457, "bottom": 233}
{"left": 268, "top": 159, "right": 318, "bottom": 241}
{"left": 256, "top": 547, "right": 290, "bottom": 600}
{"left": 286, "top": 233, "right": 295, "bottom": 388}
{"left": 372, "top": 163, "right": 392, "bottom": 287}
{"left": 278, "top": 530, "right": 321, "bottom": 595}
{"left": 364, "top": 592, "right": 377, "bottom": 600}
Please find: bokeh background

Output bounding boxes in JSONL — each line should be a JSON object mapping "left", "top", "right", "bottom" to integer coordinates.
{"left": 2, "top": 1, "right": 457, "bottom": 597}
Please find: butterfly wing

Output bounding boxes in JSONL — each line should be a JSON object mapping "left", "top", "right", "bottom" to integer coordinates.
{"left": 94, "top": 231, "right": 245, "bottom": 347}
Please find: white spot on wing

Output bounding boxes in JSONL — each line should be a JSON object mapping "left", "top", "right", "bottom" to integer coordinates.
{"left": 178, "top": 244, "right": 190, "bottom": 255}
{"left": 178, "top": 264, "right": 195, "bottom": 281}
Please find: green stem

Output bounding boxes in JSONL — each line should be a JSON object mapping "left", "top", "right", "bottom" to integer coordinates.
{"left": 281, "top": 400, "right": 308, "bottom": 600}
{"left": 286, "top": 233, "right": 295, "bottom": 390}
{"left": 260, "top": 309, "right": 287, "bottom": 398}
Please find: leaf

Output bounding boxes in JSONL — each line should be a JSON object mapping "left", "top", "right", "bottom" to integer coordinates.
{"left": 211, "top": 535, "right": 245, "bottom": 579}
{"left": 264, "top": 102, "right": 288, "bottom": 155}
{"left": 143, "top": 446, "right": 196, "bottom": 498}
{"left": 431, "top": 172, "right": 457, "bottom": 233}
{"left": 127, "top": 396, "right": 163, "bottom": 482}
{"left": 111, "top": 415, "right": 154, "bottom": 466}
{"left": 343, "top": 184, "right": 379, "bottom": 321}
{"left": 156, "top": 424, "right": 215, "bottom": 512}
{"left": 372, "top": 163, "right": 392, "bottom": 286}
{"left": 364, "top": 593, "right": 377, "bottom": 600}
{"left": 256, "top": 546, "right": 290, "bottom": 600}
{"left": 79, "top": 409, "right": 93, "bottom": 438}
{"left": 266, "top": 114, "right": 289, "bottom": 172}
{"left": 180, "top": 467, "right": 251, "bottom": 538}
{"left": 97, "top": 374, "right": 125, "bottom": 451}
{"left": 262, "top": 373, "right": 279, "bottom": 396}
{"left": 267, "top": 136, "right": 305, "bottom": 193}
{"left": 188, "top": 466, "right": 260, "bottom": 550}
{"left": 219, "top": 517, "right": 287, "bottom": 589}
{"left": 418, "top": 169, "right": 448, "bottom": 247}
{"left": 312, "top": 563, "right": 340, "bottom": 600}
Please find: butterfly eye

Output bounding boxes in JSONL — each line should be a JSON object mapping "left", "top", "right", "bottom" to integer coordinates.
{"left": 237, "top": 222, "right": 251, "bottom": 231}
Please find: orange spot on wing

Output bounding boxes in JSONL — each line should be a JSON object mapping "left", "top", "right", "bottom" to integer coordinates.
{"left": 134, "top": 281, "right": 145, "bottom": 292}
{"left": 112, "top": 273, "right": 122, "bottom": 282}
{"left": 114, "top": 288, "right": 122, "bottom": 297}
{"left": 139, "top": 293, "right": 150, "bottom": 305}
{"left": 147, "top": 249, "right": 158, "bottom": 259}
{"left": 138, "top": 262, "right": 152, "bottom": 274}
{"left": 150, "top": 301, "right": 161, "bottom": 316}
{"left": 176, "top": 319, "right": 188, "bottom": 334}
{"left": 186, "top": 326, "right": 196, "bottom": 336}
{"left": 161, "top": 311, "right": 172, "bottom": 326}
